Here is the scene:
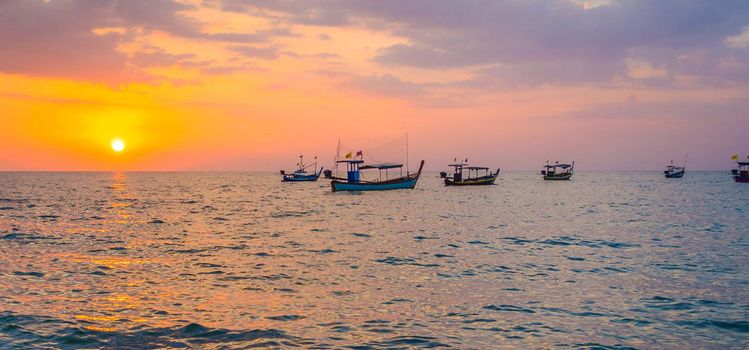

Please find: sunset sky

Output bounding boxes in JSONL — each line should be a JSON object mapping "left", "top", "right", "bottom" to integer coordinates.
{"left": 1, "top": 0, "right": 748, "bottom": 171}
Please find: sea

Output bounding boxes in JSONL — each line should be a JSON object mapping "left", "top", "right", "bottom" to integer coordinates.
{"left": 0, "top": 171, "right": 747, "bottom": 349}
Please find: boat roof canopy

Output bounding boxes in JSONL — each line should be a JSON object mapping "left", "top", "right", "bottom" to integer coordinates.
{"left": 336, "top": 159, "right": 364, "bottom": 164}
{"left": 466, "top": 166, "right": 489, "bottom": 170}
{"left": 738, "top": 161, "right": 749, "bottom": 166}
{"left": 360, "top": 163, "right": 403, "bottom": 170}
{"left": 448, "top": 163, "right": 468, "bottom": 167}
{"left": 545, "top": 163, "right": 572, "bottom": 169}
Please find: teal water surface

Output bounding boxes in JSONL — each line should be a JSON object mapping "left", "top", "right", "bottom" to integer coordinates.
{"left": 0, "top": 171, "right": 747, "bottom": 349}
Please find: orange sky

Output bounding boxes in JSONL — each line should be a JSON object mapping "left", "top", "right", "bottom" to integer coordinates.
{"left": 1, "top": 0, "right": 748, "bottom": 170}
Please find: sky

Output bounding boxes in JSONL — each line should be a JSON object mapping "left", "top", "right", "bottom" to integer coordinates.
{"left": 1, "top": 0, "right": 748, "bottom": 171}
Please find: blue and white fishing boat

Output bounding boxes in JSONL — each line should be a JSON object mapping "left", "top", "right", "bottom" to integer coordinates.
{"left": 664, "top": 163, "right": 685, "bottom": 178}
{"left": 732, "top": 156, "right": 749, "bottom": 183}
{"left": 664, "top": 155, "right": 686, "bottom": 178}
{"left": 330, "top": 158, "right": 424, "bottom": 192}
{"left": 280, "top": 155, "right": 323, "bottom": 182}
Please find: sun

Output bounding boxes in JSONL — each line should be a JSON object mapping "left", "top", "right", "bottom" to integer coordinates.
{"left": 111, "top": 139, "right": 125, "bottom": 152}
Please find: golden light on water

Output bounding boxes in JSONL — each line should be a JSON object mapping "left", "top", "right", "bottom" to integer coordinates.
{"left": 111, "top": 139, "right": 125, "bottom": 153}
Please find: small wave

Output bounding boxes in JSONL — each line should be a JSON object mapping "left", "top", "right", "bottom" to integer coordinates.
{"left": 463, "top": 318, "right": 496, "bottom": 324}
{"left": 195, "top": 263, "right": 224, "bottom": 268}
{"left": 266, "top": 315, "right": 304, "bottom": 321}
{"left": 573, "top": 342, "right": 639, "bottom": 350}
{"left": 609, "top": 318, "right": 652, "bottom": 327}
{"left": 167, "top": 248, "right": 208, "bottom": 254}
{"left": 0, "top": 313, "right": 301, "bottom": 348}
{"left": 413, "top": 235, "right": 438, "bottom": 240}
{"left": 642, "top": 296, "right": 695, "bottom": 311}
{"left": 483, "top": 304, "right": 535, "bottom": 314}
{"left": 382, "top": 298, "right": 412, "bottom": 305}
{"left": 331, "top": 290, "right": 354, "bottom": 297}
{"left": 307, "top": 248, "right": 337, "bottom": 254}
{"left": 374, "top": 256, "right": 439, "bottom": 267}
{"left": 270, "top": 210, "right": 317, "bottom": 218}
{"left": 13, "top": 271, "right": 44, "bottom": 278}
{"left": 1, "top": 232, "right": 58, "bottom": 241}
{"left": 352, "top": 335, "right": 450, "bottom": 348}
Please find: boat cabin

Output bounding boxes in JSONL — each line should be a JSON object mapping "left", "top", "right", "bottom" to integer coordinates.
{"left": 444, "top": 162, "right": 468, "bottom": 181}
{"left": 733, "top": 161, "right": 749, "bottom": 183}
{"left": 541, "top": 162, "right": 573, "bottom": 176}
{"left": 465, "top": 166, "right": 492, "bottom": 179}
{"left": 446, "top": 163, "right": 493, "bottom": 181}
{"left": 359, "top": 163, "right": 404, "bottom": 182}
{"left": 664, "top": 163, "right": 685, "bottom": 178}
{"left": 736, "top": 162, "right": 749, "bottom": 173}
{"left": 334, "top": 158, "right": 408, "bottom": 183}
{"left": 336, "top": 159, "right": 365, "bottom": 183}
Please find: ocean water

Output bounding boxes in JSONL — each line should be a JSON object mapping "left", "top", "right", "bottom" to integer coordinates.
{"left": 0, "top": 171, "right": 747, "bottom": 349}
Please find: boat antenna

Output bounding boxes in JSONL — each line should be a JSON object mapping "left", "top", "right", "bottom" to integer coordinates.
{"left": 334, "top": 138, "right": 341, "bottom": 178}
{"left": 406, "top": 133, "right": 409, "bottom": 176}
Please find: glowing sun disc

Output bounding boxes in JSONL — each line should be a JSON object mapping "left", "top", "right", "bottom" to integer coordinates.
{"left": 111, "top": 139, "right": 125, "bottom": 152}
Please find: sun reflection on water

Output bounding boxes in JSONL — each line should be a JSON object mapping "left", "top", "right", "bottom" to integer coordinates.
{"left": 110, "top": 172, "right": 132, "bottom": 223}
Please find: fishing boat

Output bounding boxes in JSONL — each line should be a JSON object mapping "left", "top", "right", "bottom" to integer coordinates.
{"left": 441, "top": 161, "right": 500, "bottom": 186}
{"left": 330, "top": 159, "right": 424, "bottom": 191}
{"left": 541, "top": 161, "right": 574, "bottom": 180}
{"left": 664, "top": 162, "right": 685, "bottom": 178}
{"left": 664, "top": 155, "right": 686, "bottom": 178}
{"left": 280, "top": 155, "right": 323, "bottom": 182}
{"left": 731, "top": 160, "right": 749, "bottom": 183}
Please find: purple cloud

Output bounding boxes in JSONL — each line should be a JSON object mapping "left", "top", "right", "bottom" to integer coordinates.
{"left": 0, "top": 0, "right": 293, "bottom": 82}
{"left": 225, "top": 0, "right": 749, "bottom": 87}
{"left": 228, "top": 45, "right": 280, "bottom": 59}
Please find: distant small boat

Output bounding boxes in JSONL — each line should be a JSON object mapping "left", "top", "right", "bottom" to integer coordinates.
{"left": 280, "top": 155, "right": 323, "bottom": 182}
{"left": 441, "top": 161, "right": 499, "bottom": 186}
{"left": 664, "top": 163, "right": 685, "bottom": 178}
{"left": 664, "top": 155, "right": 686, "bottom": 178}
{"left": 331, "top": 159, "right": 424, "bottom": 192}
{"left": 541, "top": 161, "right": 574, "bottom": 180}
{"left": 732, "top": 160, "right": 749, "bottom": 183}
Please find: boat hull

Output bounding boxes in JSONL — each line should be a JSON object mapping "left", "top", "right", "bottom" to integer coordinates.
{"left": 331, "top": 177, "right": 419, "bottom": 191}
{"left": 735, "top": 176, "right": 749, "bottom": 183}
{"left": 543, "top": 174, "right": 572, "bottom": 180}
{"left": 445, "top": 175, "right": 497, "bottom": 186}
{"left": 331, "top": 160, "right": 424, "bottom": 192}
{"left": 282, "top": 168, "right": 323, "bottom": 182}
{"left": 282, "top": 174, "right": 320, "bottom": 182}
{"left": 664, "top": 172, "right": 684, "bottom": 178}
